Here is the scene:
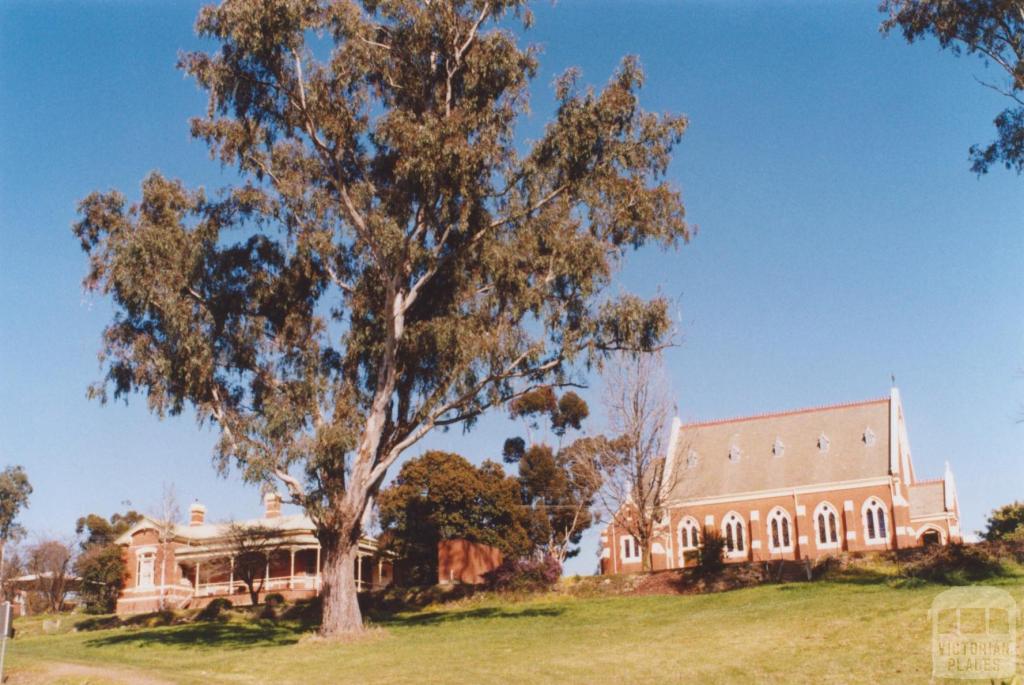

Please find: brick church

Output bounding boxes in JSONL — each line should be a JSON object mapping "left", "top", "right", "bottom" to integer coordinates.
{"left": 600, "top": 388, "right": 962, "bottom": 573}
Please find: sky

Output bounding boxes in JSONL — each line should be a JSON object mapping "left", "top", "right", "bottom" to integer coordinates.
{"left": 1, "top": 0, "right": 1021, "bottom": 577}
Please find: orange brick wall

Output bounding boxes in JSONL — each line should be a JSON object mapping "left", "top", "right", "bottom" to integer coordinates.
{"left": 437, "top": 539, "right": 503, "bottom": 585}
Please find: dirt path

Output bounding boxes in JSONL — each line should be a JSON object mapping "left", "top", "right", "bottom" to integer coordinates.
{"left": 7, "top": 660, "right": 177, "bottom": 685}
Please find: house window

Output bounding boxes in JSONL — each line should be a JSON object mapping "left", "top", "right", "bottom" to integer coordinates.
{"left": 728, "top": 445, "right": 741, "bottom": 463}
{"left": 772, "top": 438, "right": 785, "bottom": 457}
{"left": 137, "top": 550, "right": 155, "bottom": 588}
{"left": 814, "top": 502, "right": 840, "bottom": 548}
{"left": 686, "top": 450, "right": 699, "bottom": 469}
{"left": 722, "top": 512, "right": 746, "bottom": 556}
{"left": 863, "top": 498, "right": 889, "bottom": 544}
{"left": 766, "top": 508, "right": 793, "bottom": 553}
{"left": 620, "top": 535, "right": 641, "bottom": 562}
{"left": 863, "top": 428, "right": 876, "bottom": 447}
{"left": 678, "top": 518, "right": 700, "bottom": 551}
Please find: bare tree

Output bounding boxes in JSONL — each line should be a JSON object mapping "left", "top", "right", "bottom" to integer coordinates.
{"left": 25, "top": 538, "right": 75, "bottom": 613}
{"left": 0, "top": 545, "right": 24, "bottom": 606}
{"left": 149, "top": 483, "right": 181, "bottom": 610}
{"left": 208, "top": 523, "right": 289, "bottom": 606}
{"left": 586, "top": 353, "right": 678, "bottom": 572}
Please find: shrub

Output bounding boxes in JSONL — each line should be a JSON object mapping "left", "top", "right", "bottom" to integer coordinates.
{"left": 696, "top": 527, "right": 725, "bottom": 576}
{"left": 264, "top": 593, "right": 285, "bottom": 608}
{"left": 981, "top": 501, "right": 1024, "bottom": 542}
{"left": 811, "top": 555, "right": 845, "bottom": 580}
{"left": 902, "top": 543, "right": 1005, "bottom": 584}
{"left": 198, "top": 597, "right": 234, "bottom": 620}
{"left": 483, "top": 555, "right": 561, "bottom": 592}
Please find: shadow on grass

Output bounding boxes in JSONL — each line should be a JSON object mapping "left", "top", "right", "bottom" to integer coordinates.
{"left": 81, "top": 603, "right": 562, "bottom": 651}
{"left": 376, "top": 605, "right": 564, "bottom": 627}
{"left": 84, "top": 619, "right": 305, "bottom": 651}
{"left": 820, "top": 567, "right": 895, "bottom": 586}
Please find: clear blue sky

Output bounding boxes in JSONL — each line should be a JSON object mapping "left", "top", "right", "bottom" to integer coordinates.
{"left": 1, "top": 1, "right": 1021, "bottom": 576}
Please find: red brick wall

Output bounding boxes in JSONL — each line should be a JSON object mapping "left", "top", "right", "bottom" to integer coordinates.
{"left": 602, "top": 482, "right": 922, "bottom": 574}
{"left": 437, "top": 539, "right": 503, "bottom": 585}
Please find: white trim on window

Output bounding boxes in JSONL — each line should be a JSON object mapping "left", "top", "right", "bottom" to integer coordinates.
{"left": 620, "top": 535, "right": 641, "bottom": 562}
{"left": 678, "top": 517, "right": 701, "bottom": 552}
{"left": 862, "top": 497, "right": 890, "bottom": 545}
{"left": 136, "top": 549, "right": 156, "bottom": 588}
{"left": 766, "top": 507, "right": 794, "bottom": 554}
{"left": 721, "top": 511, "right": 746, "bottom": 557}
{"left": 813, "top": 501, "right": 841, "bottom": 550}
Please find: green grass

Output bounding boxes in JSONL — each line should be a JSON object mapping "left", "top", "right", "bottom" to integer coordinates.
{"left": 7, "top": 568, "right": 1024, "bottom": 684}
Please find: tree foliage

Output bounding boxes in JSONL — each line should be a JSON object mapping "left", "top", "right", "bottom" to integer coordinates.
{"left": 75, "top": 544, "right": 127, "bottom": 614}
{"left": 377, "top": 450, "right": 530, "bottom": 585}
{"left": 0, "top": 465, "right": 32, "bottom": 543}
{"left": 0, "top": 465, "right": 32, "bottom": 603}
{"left": 981, "top": 500, "right": 1024, "bottom": 541}
{"left": 74, "top": 509, "right": 144, "bottom": 613}
{"left": 73, "top": 0, "right": 688, "bottom": 633}
{"left": 75, "top": 510, "right": 144, "bottom": 548}
{"left": 881, "top": 0, "right": 1024, "bottom": 174}
{"left": 503, "top": 388, "right": 598, "bottom": 563}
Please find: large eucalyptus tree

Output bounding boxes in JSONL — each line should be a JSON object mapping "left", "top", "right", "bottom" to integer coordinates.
{"left": 74, "top": 0, "right": 689, "bottom": 635}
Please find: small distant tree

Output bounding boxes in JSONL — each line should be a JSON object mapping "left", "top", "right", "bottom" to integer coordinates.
{"left": 25, "top": 538, "right": 75, "bottom": 613}
{"left": 0, "top": 546, "right": 25, "bottom": 604}
{"left": 981, "top": 501, "right": 1024, "bottom": 542}
{"left": 0, "top": 465, "right": 32, "bottom": 601}
{"left": 696, "top": 527, "right": 725, "bottom": 575}
{"left": 75, "top": 510, "right": 144, "bottom": 548}
{"left": 378, "top": 451, "right": 530, "bottom": 585}
{"left": 74, "top": 509, "right": 144, "bottom": 613}
{"left": 881, "top": 0, "right": 1024, "bottom": 175}
{"left": 502, "top": 388, "right": 601, "bottom": 564}
{"left": 581, "top": 353, "right": 678, "bottom": 572}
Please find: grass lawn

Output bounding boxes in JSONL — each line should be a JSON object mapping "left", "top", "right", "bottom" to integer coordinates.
{"left": 6, "top": 567, "right": 1023, "bottom": 684}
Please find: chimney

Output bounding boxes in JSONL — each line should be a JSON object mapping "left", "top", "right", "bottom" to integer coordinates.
{"left": 189, "top": 502, "right": 206, "bottom": 526}
{"left": 264, "top": 492, "right": 282, "bottom": 519}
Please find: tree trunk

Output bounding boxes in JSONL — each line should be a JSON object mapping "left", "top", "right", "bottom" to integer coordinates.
{"left": 319, "top": 535, "right": 362, "bottom": 636}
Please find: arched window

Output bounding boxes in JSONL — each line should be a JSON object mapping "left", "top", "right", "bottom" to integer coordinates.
{"left": 813, "top": 502, "right": 840, "bottom": 549}
{"left": 862, "top": 498, "right": 889, "bottom": 544}
{"left": 766, "top": 508, "right": 793, "bottom": 553}
{"left": 722, "top": 512, "right": 746, "bottom": 556}
{"left": 620, "top": 535, "right": 641, "bottom": 562}
{"left": 678, "top": 517, "right": 700, "bottom": 551}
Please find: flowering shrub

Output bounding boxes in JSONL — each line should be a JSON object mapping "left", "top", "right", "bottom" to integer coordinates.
{"left": 483, "top": 555, "right": 562, "bottom": 592}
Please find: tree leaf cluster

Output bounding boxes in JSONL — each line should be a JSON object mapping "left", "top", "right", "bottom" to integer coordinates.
{"left": 882, "top": 0, "right": 1024, "bottom": 174}
{"left": 377, "top": 450, "right": 530, "bottom": 584}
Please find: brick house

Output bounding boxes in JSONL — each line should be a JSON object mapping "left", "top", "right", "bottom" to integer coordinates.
{"left": 114, "top": 493, "right": 393, "bottom": 615}
{"left": 600, "top": 388, "right": 962, "bottom": 573}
